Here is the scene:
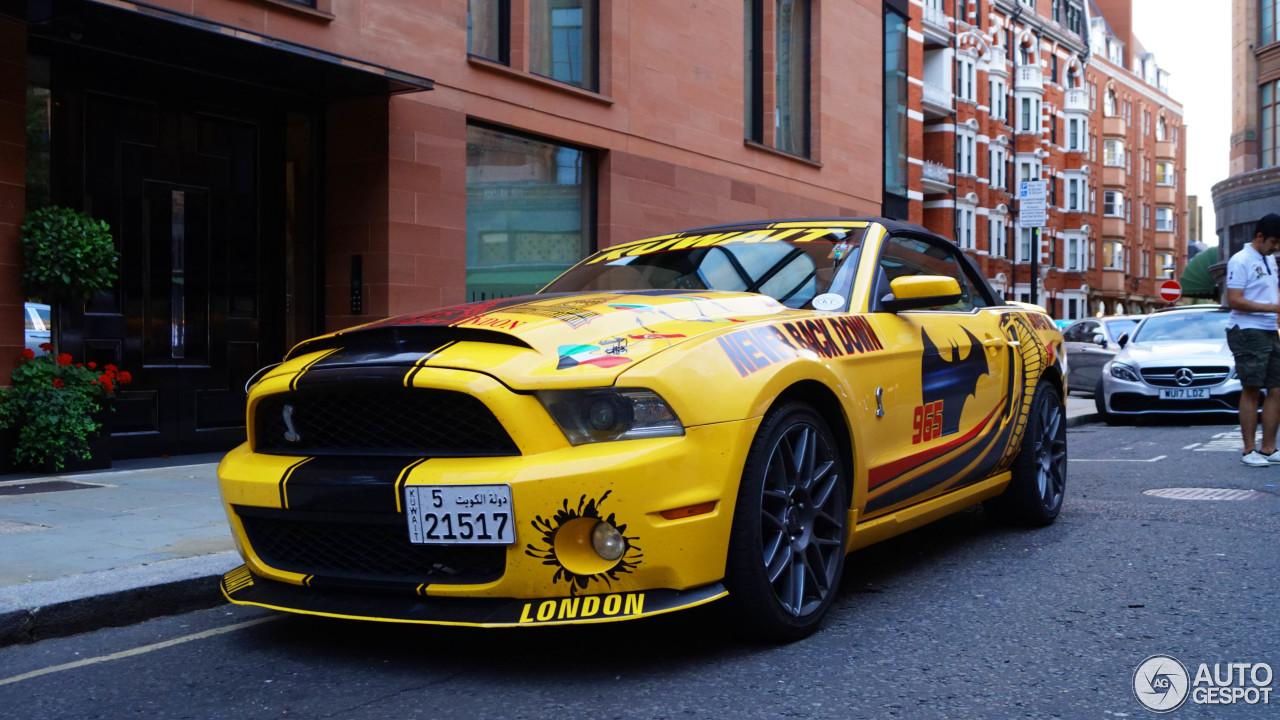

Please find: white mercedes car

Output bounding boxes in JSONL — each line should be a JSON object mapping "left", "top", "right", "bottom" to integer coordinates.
{"left": 1095, "top": 306, "right": 1241, "bottom": 420}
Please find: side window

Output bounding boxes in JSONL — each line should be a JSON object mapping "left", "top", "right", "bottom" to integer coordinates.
{"left": 1062, "top": 322, "right": 1084, "bottom": 342}
{"left": 875, "top": 234, "right": 990, "bottom": 311}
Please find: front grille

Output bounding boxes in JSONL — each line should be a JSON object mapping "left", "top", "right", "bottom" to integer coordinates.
{"left": 1139, "top": 366, "right": 1230, "bottom": 388}
{"left": 236, "top": 506, "right": 506, "bottom": 585}
{"left": 255, "top": 388, "right": 519, "bottom": 457}
{"left": 1110, "top": 392, "right": 1240, "bottom": 413}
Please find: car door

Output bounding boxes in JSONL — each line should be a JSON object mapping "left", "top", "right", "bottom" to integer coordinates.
{"left": 855, "top": 233, "right": 1011, "bottom": 518}
{"left": 1071, "top": 320, "right": 1114, "bottom": 391}
{"left": 1064, "top": 320, "right": 1105, "bottom": 390}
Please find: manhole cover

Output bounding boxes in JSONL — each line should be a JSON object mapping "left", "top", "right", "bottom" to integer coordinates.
{"left": 1144, "top": 488, "right": 1271, "bottom": 501}
{"left": 0, "top": 480, "right": 105, "bottom": 496}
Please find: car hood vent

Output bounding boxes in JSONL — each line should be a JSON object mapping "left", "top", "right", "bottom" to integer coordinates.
{"left": 286, "top": 326, "right": 532, "bottom": 362}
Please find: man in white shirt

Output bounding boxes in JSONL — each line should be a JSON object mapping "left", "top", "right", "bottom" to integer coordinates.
{"left": 1225, "top": 213, "right": 1280, "bottom": 467}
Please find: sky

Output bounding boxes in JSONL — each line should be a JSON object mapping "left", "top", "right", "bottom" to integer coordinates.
{"left": 1130, "top": 0, "right": 1231, "bottom": 247}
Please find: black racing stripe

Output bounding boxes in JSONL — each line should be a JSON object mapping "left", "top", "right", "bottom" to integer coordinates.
{"left": 394, "top": 458, "right": 429, "bottom": 513}
{"left": 404, "top": 341, "right": 456, "bottom": 388}
{"left": 865, "top": 416, "right": 1004, "bottom": 513}
{"left": 294, "top": 365, "right": 412, "bottom": 387}
{"left": 283, "top": 456, "right": 421, "bottom": 513}
{"left": 278, "top": 458, "right": 314, "bottom": 509}
{"left": 289, "top": 349, "right": 340, "bottom": 391}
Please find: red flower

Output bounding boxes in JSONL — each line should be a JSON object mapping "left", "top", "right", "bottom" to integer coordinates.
{"left": 119, "top": 371, "right": 133, "bottom": 384}
{"left": 57, "top": 353, "right": 72, "bottom": 366}
{"left": 88, "top": 362, "right": 97, "bottom": 369}
{"left": 105, "top": 364, "right": 118, "bottom": 374}
{"left": 101, "top": 378, "right": 114, "bottom": 394}
{"left": 52, "top": 378, "right": 65, "bottom": 388}
{"left": 39, "top": 342, "right": 52, "bottom": 352}
{"left": 21, "top": 348, "right": 34, "bottom": 360}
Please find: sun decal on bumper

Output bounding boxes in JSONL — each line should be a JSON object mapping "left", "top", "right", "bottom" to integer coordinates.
{"left": 524, "top": 491, "right": 643, "bottom": 595}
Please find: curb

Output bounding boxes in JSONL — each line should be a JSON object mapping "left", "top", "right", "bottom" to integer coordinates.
{"left": 0, "top": 552, "right": 239, "bottom": 647}
{"left": 1066, "top": 412, "right": 1102, "bottom": 428}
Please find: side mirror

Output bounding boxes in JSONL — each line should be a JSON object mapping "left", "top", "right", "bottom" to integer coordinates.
{"left": 1117, "top": 332, "right": 1130, "bottom": 349}
{"left": 1092, "top": 333, "right": 1107, "bottom": 348}
{"left": 881, "top": 275, "right": 964, "bottom": 312}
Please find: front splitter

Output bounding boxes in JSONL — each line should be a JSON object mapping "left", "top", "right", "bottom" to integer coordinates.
{"left": 221, "top": 565, "right": 727, "bottom": 627}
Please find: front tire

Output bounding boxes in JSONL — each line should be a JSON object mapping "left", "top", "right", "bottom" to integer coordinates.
{"left": 724, "top": 402, "right": 847, "bottom": 642}
{"left": 985, "top": 382, "right": 1067, "bottom": 526}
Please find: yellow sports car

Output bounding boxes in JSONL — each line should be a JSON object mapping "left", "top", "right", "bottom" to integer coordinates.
{"left": 218, "top": 218, "right": 1067, "bottom": 640}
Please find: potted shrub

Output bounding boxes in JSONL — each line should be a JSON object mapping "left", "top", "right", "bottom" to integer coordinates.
{"left": 18, "top": 206, "right": 118, "bottom": 354}
{"left": 0, "top": 346, "right": 132, "bottom": 472}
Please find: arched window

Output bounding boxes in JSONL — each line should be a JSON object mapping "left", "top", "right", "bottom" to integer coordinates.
{"left": 1103, "top": 88, "right": 1117, "bottom": 117}
{"left": 1156, "top": 116, "right": 1167, "bottom": 141}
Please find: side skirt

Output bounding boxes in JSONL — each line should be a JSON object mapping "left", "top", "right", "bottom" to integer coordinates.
{"left": 845, "top": 471, "right": 1011, "bottom": 552}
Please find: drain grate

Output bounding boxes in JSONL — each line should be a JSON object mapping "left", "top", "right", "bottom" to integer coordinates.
{"left": 1143, "top": 488, "right": 1271, "bottom": 501}
{"left": 0, "top": 480, "right": 105, "bottom": 496}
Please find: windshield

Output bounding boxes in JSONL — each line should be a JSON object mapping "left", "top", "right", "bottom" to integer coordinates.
{"left": 540, "top": 225, "right": 869, "bottom": 309}
{"left": 1131, "top": 312, "right": 1230, "bottom": 343}
{"left": 1102, "top": 318, "right": 1138, "bottom": 337}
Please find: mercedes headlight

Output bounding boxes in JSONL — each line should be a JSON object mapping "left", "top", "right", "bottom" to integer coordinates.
{"left": 537, "top": 389, "right": 684, "bottom": 445}
{"left": 1110, "top": 362, "right": 1141, "bottom": 382}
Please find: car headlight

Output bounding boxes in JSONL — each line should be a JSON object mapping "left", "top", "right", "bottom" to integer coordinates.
{"left": 1110, "top": 362, "right": 1141, "bottom": 383}
{"left": 537, "top": 388, "right": 684, "bottom": 445}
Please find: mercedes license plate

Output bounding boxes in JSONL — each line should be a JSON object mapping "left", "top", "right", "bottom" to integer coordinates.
{"left": 1159, "top": 387, "right": 1209, "bottom": 400}
{"left": 405, "top": 484, "right": 515, "bottom": 545}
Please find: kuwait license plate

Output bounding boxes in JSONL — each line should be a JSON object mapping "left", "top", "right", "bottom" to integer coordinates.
{"left": 405, "top": 484, "right": 515, "bottom": 545}
{"left": 1159, "top": 387, "right": 1210, "bottom": 400}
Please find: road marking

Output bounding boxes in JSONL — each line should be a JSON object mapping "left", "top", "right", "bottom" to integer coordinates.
{"left": 1070, "top": 455, "right": 1167, "bottom": 463}
{"left": 1182, "top": 443, "right": 1201, "bottom": 450}
{"left": 1195, "top": 432, "right": 1248, "bottom": 453}
{"left": 0, "top": 615, "right": 279, "bottom": 687}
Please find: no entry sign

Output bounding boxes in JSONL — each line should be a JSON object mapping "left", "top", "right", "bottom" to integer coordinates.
{"left": 1159, "top": 279, "right": 1182, "bottom": 303}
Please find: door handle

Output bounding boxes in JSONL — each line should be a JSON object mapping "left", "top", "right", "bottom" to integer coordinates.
{"left": 982, "top": 337, "right": 1006, "bottom": 349}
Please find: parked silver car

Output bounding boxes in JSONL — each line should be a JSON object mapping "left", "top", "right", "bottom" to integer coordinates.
{"left": 1062, "top": 315, "right": 1140, "bottom": 394}
{"left": 1095, "top": 306, "right": 1240, "bottom": 420}
{"left": 24, "top": 302, "right": 51, "bottom": 354}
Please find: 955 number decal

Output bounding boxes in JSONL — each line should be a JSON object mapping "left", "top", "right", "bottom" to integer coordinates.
{"left": 912, "top": 400, "right": 944, "bottom": 444}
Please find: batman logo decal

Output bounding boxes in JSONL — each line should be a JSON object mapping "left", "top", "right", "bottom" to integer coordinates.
{"left": 920, "top": 326, "right": 989, "bottom": 436}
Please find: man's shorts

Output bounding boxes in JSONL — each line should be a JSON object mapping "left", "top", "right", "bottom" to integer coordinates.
{"left": 1226, "top": 326, "right": 1280, "bottom": 389}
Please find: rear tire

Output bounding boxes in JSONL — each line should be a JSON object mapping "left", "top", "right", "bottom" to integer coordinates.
{"left": 724, "top": 402, "right": 847, "bottom": 642}
{"left": 985, "top": 382, "right": 1067, "bottom": 526}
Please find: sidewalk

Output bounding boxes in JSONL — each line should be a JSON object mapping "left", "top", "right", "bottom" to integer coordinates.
{"left": 0, "top": 397, "right": 1103, "bottom": 646}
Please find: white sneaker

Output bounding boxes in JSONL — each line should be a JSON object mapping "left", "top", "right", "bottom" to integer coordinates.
{"left": 1242, "top": 450, "right": 1271, "bottom": 467}
{"left": 1265, "top": 450, "right": 1280, "bottom": 465}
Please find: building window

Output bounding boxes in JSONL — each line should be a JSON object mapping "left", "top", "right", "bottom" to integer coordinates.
{"left": 1103, "top": 88, "right": 1116, "bottom": 117}
{"left": 989, "top": 147, "right": 1006, "bottom": 187}
{"left": 883, "top": 8, "right": 909, "bottom": 204}
{"left": 1157, "top": 252, "right": 1175, "bottom": 279}
{"left": 989, "top": 217, "right": 1007, "bottom": 257}
{"left": 1156, "top": 161, "right": 1175, "bottom": 185}
{"left": 1155, "top": 207, "right": 1174, "bottom": 232}
{"left": 465, "top": 124, "right": 594, "bottom": 301}
{"left": 1067, "top": 176, "right": 1083, "bottom": 211}
{"left": 747, "top": 0, "right": 811, "bottom": 157}
{"left": 1017, "top": 227, "right": 1035, "bottom": 263}
{"left": 529, "top": 0, "right": 598, "bottom": 90}
{"left": 989, "top": 79, "right": 1007, "bottom": 122}
{"left": 1018, "top": 96, "right": 1040, "bottom": 133}
{"left": 956, "top": 205, "right": 976, "bottom": 249}
{"left": 957, "top": 56, "right": 976, "bottom": 103}
{"left": 1122, "top": 100, "right": 1131, "bottom": 125}
{"left": 468, "top": 0, "right": 511, "bottom": 63}
{"left": 1067, "top": 117, "right": 1082, "bottom": 150}
{"left": 1263, "top": 81, "right": 1278, "bottom": 167}
{"left": 1143, "top": 203, "right": 1150, "bottom": 229}
{"left": 957, "top": 130, "right": 976, "bottom": 176}
{"left": 1051, "top": 55, "right": 1059, "bottom": 84}
{"left": 1103, "top": 139, "right": 1125, "bottom": 167}
{"left": 1103, "top": 241, "right": 1124, "bottom": 270}
{"left": 1264, "top": 0, "right": 1279, "bottom": 45}
{"left": 1019, "top": 159, "right": 1040, "bottom": 182}
{"left": 1104, "top": 190, "right": 1124, "bottom": 217}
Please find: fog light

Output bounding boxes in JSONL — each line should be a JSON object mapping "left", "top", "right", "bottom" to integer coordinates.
{"left": 591, "top": 521, "right": 626, "bottom": 561}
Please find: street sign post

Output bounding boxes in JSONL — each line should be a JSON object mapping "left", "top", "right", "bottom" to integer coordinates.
{"left": 1017, "top": 181, "right": 1046, "bottom": 229}
{"left": 1159, "top": 279, "right": 1182, "bottom": 303}
{"left": 1017, "top": 181, "right": 1046, "bottom": 307}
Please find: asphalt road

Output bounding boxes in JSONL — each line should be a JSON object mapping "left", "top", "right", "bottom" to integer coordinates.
{"left": 1, "top": 420, "right": 1276, "bottom": 719}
